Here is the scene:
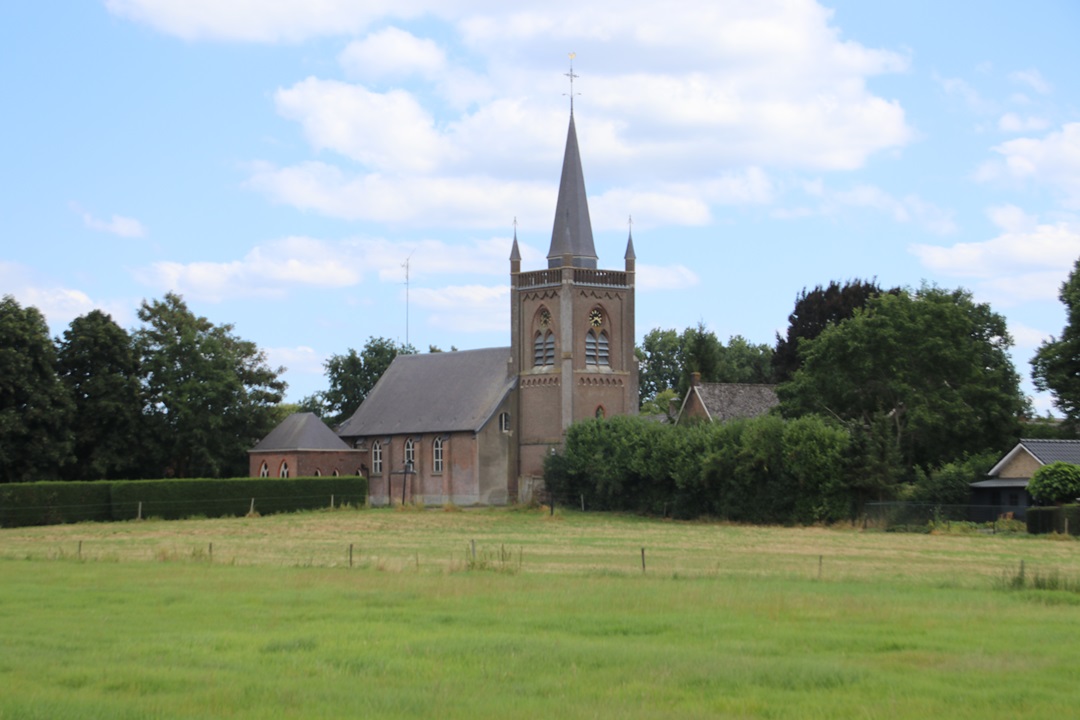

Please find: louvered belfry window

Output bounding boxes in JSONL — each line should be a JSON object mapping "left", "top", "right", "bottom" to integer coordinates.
{"left": 586, "top": 330, "right": 611, "bottom": 366}
{"left": 534, "top": 331, "right": 555, "bottom": 366}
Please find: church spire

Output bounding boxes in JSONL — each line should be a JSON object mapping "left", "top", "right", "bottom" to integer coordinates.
{"left": 547, "top": 102, "right": 597, "bottom": 268}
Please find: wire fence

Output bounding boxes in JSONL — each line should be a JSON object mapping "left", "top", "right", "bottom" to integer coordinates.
{"left": 863, "top": 502, "right": 1028, "bottom": 532}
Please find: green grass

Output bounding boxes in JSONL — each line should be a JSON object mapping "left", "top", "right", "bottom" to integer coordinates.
{"left": 2, "top": 508, "right": 1080, "bottom": 718}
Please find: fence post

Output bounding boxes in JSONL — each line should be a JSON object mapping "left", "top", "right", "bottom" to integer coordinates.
{"left": 208, "top": 542, "right": 213, "bottom": 562}
{"left": 137, "top": 501, "right": 142, "bottom": 521}
{"left": 818, "top": 554, "right": 823, "bottom": 580}
{"left": 249, "top": 498, "right": 255, "bottom": 516}
{"left": 349, "top": 543, "right": 353, "bottom": 568}
{"left": 641, "top": 547, "right": 646, "bottom": 573}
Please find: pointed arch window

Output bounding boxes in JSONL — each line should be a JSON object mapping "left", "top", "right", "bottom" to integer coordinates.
{"left": 433, "top": 437, "right": 444, "bottom": 474}
{"left": 372, "top": 441, "right": 383, "bottom": 476}
{"left": 585, "top": 330, "right": 610, "bottom": 366}
{"left": 404, "top": 438, "right": 416, "bottom": 470}
{"left": 533, "top": 331, "right": 555, "bottom": 366}
{"left": 595, "top": 406, "right": 606, "bottom": 419}
{"left": 259, "top": 462, "right": 269, "bottom": 478}
{"left": 279, "top": 461, "right": 289, "bottom": 478}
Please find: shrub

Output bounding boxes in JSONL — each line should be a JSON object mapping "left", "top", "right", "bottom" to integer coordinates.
{"left": 1028, "top": 462, "right": 1080, "bottom": 505}
{"left": 0, "top": 481, "right": 112, "bottom": 527}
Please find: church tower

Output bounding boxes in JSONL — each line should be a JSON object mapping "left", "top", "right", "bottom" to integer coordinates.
{"left": 510, "top": 106, "right": 638, "bottom": 487}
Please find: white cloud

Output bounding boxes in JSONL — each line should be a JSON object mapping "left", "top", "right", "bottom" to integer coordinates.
{"left": 71, "top": 203, "right": 147, "bottom": 238}
{"left": 637, "top": 264, "right": 699, "bottom": 291}
{"left": 246, "top": 161, "right": 555, "bottom": 229}
{"left": 998, "top": 112, "right": 1049, "bottom": 133}
{"left": 0, "top": 262, "right": 131, "bottom": 332}
{"left": 1008, "top": 69, "right": 1052, "bottom": 95}
{"left": 777, "top": 182, "right": 955, "bottom": 234}
{"left": 338, "top": 27, "right": 445, "bottom": 81}
{"left": 977, "top": 123, "right": 1080, "bottom": 209}
{"left": 275, "top": 78, "right": 452, "bottom": 173}
{"left": 934, "top": 73, "right": 992, "bottom": 113}
{"left": 137, "top": 236, "right": 361, "bottom": 301}
{"left": 910, "top": 206, "right": 1080, "bottom": 304}
{"left": 104, "top": 0, "right": 422, "bottom": 42}
{"left": 411, "top": 285, "right": 510, "bottom": 333}
{"left": 265, "top": 345, "right": 325, "bottom": 375}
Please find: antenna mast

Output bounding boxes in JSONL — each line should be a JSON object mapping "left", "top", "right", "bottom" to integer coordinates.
{"left": 402, "top": 253, "right": 413, "bottom": 348}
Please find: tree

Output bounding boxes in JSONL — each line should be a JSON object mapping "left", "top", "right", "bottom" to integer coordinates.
{"left": 56, "top": 310, "right": 145, "bottom": 480}
{"left": 1032, "top": 257, "right": 1080, "bottom": 423}
{"left": 1028, "top": 461, "right": 1080, "bottom": 505}
{"left": 773, "top": 279, "right": 894, "bottom": 382}
{"left": 0, "top": 296, "right": 74, "bottom": 482}
{"left": 636, "top": 328, "right": 681, "bottom": 405}
{"left": 779, "top": 285, "right": 1024, "bottom": 473}
{"left": 134, "top": 293, "right": 285, "bottom": 477}
{"left": 302, "top": 337, "right": 417, "bottom": 425}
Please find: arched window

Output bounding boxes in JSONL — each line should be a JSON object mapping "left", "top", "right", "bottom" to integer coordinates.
{"left": 585, "top": 330, "right": 610, "bottom": 366}
{"left": 314, "top": 468, "right": 321, "bottom": 477}
{"left": 595, "top": 406, "right": 606, "bottom": 419}
{"left": 259, "top": 462, "right": 269, "bottom": 478}
{"left": 533, "top": 331, "right": 555, "bottom": 366}
{"left": 332, "top": 469, "right": 340, "bottom": 477}
{"left": 279, "top": 461, "right": 289, "bottom": 478}
{"left": 433, "top": 437, "right": 444, "bottom": 474}
{"left": 405, "top": 438, "right": 416, "bottom": 470}
{"left": 372, "top": 441, "right": 382, "bottom": 475}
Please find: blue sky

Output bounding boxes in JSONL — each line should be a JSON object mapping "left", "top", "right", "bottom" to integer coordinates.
{"left": 3, "top": 1, "right": 1079, "bottom": 411}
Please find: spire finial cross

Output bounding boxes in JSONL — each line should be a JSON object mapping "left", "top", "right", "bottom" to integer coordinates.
{"left": 563, "top": 52, "right": 580, "bottom": 111}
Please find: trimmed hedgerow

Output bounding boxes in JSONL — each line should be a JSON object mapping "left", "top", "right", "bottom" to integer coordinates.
{"left": 0, "top": 481, "right": 113, "bottom": 528}
{"left": 109, "top": 477, "right": 368, "bottom": 521}
{"left": 1026, "top": 504, "right": 1080, "bottom": 536}
{"left": 0, "top": 477, "right": 368, "bottom": 528}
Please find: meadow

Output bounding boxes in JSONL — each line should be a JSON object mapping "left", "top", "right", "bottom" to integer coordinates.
{"left": 2, "top": 507, "right": 1080, "bottom": 718}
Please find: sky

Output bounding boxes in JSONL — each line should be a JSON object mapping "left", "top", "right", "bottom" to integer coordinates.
{"left": 2, "top": 1, "right": 1079, "bottom": 412}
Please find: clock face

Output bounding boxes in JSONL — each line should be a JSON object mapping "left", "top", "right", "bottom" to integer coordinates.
{"left": 539, "top": 310, "right": 551, "bottom": 328}
{"left": 589, "top": 309, "right": 603, "bottom": 327}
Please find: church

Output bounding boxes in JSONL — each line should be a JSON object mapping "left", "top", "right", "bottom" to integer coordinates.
{"left": 249, "top": 106, "right": 638, "bottom": 504}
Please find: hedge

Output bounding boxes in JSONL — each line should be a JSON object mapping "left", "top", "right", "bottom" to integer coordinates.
{"left": 0, "top": 481, "right": 113, "bottom": 528}
{"left": 0, "top": 476, "right": 368, "bottom": 528}
{"left": 1026, "top": 505, "right": 1080, "bottom": 536}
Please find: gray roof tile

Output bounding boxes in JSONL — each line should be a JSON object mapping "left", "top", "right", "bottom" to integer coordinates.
{"left": 693, "top": 383, "right": 779, "bottom": 423}
{"left": 1021, "top": 438, "right": 1080, "bottom": 465}
{"left": 252, "top": 412, "right": 350, "bottom": 452}
{"left": 336, "top": 347, "right": 515, "bottom": 438}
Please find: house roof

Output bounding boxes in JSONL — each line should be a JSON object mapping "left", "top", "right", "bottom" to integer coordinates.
{"left": 971, "top": 478, "right": 1029, "bottom": 489}
{"left": 251, "top": 412, "right": 351, "bottom": 452}
{"left": 680, "top": 382, "right": 780, "bottom": 423}
{"left": 547, "top": 111, "right": 597, "bottom": 269}
{"left": 987, "top": 438, "right": 1080, "bottom": 477}
{"left": 336, "top": 347, "right": 516, "bottom": 438}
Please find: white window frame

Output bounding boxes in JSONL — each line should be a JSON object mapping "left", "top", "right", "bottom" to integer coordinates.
{"left": 433, "top": 437, "right": 444, "bottom": 474}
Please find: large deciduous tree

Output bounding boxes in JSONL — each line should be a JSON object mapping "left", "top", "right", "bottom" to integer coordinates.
{"left": 773, "top": 279, "right": 894, "bottom": 382}
{"left": 0, "top": 295, "right": 74, "bottom": 482}
{"left": 134, "top": 293, "right": 285, "bottom": 478}
{"left": 56, "top": 310, "right": 145, "bottom": 480}
{"left": 302, "top": 337, "right": 416, "bottom": 425}
{"left": 779, "top": 285, "right": 1024, "bottom": 473}
{"left": 1032, "top": 257, "right": 1080, "bottom": 423}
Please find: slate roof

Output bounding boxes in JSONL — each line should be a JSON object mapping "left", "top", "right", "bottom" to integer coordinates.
{"left": 336, "top": 347, "right": 515, "bottom": 438}
{"left": 547, "top": 112, "right": 597, "bottom": 269}
{"left": 987, "top": 438, "right": 1080, "bottom": 477}
{"left": 251, "top": 412, "right": 351, "bottom": 452}
{"left": 683, "top": 383, "right": 779, "bottom": 423}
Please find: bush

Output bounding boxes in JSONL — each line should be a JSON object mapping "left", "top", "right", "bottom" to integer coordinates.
{"left": 1028, "top": 462, "right": 1080, "bottom": 505}
{"left": 0, "top": 481, "right": 112, "bottom": 527}
{"left": 0, "top": 477, "right": 368, "bottom": 527}
{"left": 1027, "top": 504, "right": 1080, "bottom": 536}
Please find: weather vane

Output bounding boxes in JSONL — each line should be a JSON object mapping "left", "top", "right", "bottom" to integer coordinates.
{"left": 564, "top": 52, "right": 580, "bottom": 111}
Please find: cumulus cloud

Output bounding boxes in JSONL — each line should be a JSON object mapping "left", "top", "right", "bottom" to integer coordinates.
{"left": 71, "top": 203, "right": 147, "bottom": 238}
{"left": 776, "top": 182, "right": 955, "bottom": 234}
{"left": 137, "top": 236, "right": 361, "bottom": 301}
{"left": 338, "top": 27, "right": 445, "bottom": 81}
{"left": 976, "top": 123, "right": 1080, "bottom": 209}
{"left": 0, "top": 262, "right": 130, "bottom": 331}
{"left": 909, "top": 206, "right": 1080, "bottom": 304}
{"left": 410, "top": 285, "right": 510, "bottom": 333}
{"left": 998, "top": 113, "right": 1050, "bottom": 133}
{"left": 104, "top": 0, "right": 422, "bottom": 42}
{"left": 637, "top": 264, "right": 700, "bottom": 291}
{"left": 264, "top": 345, "right": 325, "bottom": 375}
{"left": 1008, "top": 69, "right": 1052, "bottom": 95}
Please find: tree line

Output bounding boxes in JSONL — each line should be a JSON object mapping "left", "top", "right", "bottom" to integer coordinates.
{"left": 580, "top": 273, "right": 1080, "bottom": 518}
{"left": 0, "top": 293, "right": 285, "bottom": 483}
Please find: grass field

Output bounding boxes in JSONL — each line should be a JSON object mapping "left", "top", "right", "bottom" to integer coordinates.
{"left": 2, "top": 508, "right": 1080, "bottom": 718}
